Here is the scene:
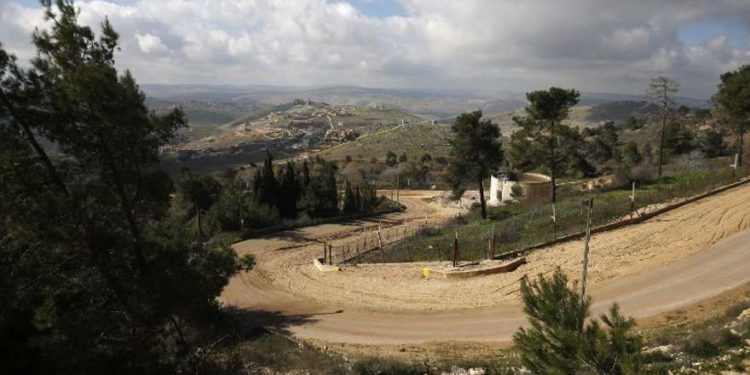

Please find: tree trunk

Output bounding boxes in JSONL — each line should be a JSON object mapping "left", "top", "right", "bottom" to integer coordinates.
{"left": 478, "top": 171, "right": 487, "bottom": 219}
{"left": 658, "top": 85, "right": 668, "bottom": 178}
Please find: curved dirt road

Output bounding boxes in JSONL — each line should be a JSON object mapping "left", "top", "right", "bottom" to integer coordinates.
{"left": 221, "top": 188, "right": 750, "bottom": 345}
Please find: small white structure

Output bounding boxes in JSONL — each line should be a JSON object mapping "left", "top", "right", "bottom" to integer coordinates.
{"left": 488, "top": 172, "right": 552, "bottom": 206}
{"left": 489, "top": 175, "right": 517, "bottom": 206}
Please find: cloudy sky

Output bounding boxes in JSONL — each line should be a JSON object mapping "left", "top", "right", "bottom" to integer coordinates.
{"left": 2, "top": 0, "right": 750, "bottom": 98}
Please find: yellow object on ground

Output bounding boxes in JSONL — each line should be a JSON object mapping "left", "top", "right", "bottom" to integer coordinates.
{"left": 422, "top": 267, "right": 431, "bottom": 278}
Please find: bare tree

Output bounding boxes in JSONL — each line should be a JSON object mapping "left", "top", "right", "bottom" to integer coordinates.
{"left": 648, "top": 76, "right": 680, "bottom": 177}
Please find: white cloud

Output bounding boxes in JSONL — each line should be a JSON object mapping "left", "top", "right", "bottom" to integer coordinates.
{"left": 135, "top": 33, "right": 169, "bottom": 55}
{"left": 1, "top": 0, "right": 749, "bottom": 97}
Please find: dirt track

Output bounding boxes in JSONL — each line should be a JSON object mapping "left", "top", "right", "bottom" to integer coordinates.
{"left": 221, "top": 186, "right": 750, "bottom": 344}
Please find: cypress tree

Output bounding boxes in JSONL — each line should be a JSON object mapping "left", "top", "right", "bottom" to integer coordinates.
{"left": 278, "top": 162, "right": 300, "bottom": 219}
{"left": 343, "top": 180, "right": 357, "bottom": 215}
{"left": 256, "top": 150, "right": 279, "bottom": 209}
{"left": 355, "top": 186, "right": 362, "bottom": 213}
{"left": 302, "top": 159, "right": 311, "bottom": 187}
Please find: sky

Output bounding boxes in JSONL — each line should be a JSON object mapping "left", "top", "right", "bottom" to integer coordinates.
{"left": 2, "top": 0, "right": 750, "bottom": 99}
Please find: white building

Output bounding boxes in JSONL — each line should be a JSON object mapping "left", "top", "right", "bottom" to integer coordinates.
{"left": 488, "top": 175, "right": 517, "bottom": 206}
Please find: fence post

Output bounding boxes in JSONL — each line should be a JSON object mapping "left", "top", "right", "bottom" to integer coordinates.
{"left": 452, "top": 231, "right": 459, "bottom": 267}
{"left": 629, "top": 181, "right": 636, "bottom": 218}
{"left": 580, "top": 198, "right": 594, "bottom": 304}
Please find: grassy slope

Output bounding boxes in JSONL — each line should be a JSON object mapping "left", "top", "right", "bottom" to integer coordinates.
{"left": 368, "top": 157, "right": 746, "bottom": 263}
{"left": 315, "top": 123, "right": 453, "bottom": 162}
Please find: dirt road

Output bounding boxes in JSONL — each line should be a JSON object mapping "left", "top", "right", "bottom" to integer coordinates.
{"left": 221, "top": 186, "right": 750, "bottom": 345}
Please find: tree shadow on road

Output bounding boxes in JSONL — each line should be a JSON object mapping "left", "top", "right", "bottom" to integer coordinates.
{"left": 221, "top": 307, "right": 323, "bottom": 339}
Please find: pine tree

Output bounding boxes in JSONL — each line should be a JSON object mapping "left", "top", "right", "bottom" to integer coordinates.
{"left": 510, "top": 87, "right": 580, "bottom": 204}
{"left": 514, "top": 269, "right": 643, "bottom": 375}
{"left": 446, "top": 110, "right": 504, "bottom": 219}
{"left": 714, "top": 65, "right": 750, "bottom": 167}
{"left": 0, "top": 2, "right": 238, "bottom": 371}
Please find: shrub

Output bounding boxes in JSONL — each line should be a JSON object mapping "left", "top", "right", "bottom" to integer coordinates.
{"left": 487, "top": 207, "right": 513, "bottom": 221}
{"left": 718, "top": 328, "right": 743, "bottom": 348}
{"left": 239, "top": 254, "right": 256, "bottom": 271}
{"left": 674, "top": 150, "right": 708, "bottom": 170}
{"left": 684, "top": 337, "right": 720, "bottom": 358}
{"left": 630, "top": 164, "right": 657, "bottom": 184}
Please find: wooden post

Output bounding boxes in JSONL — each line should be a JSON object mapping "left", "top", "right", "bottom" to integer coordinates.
{"left": 580, "top": 198, "right": 594, "bottom": 302}
{"left": 551, "top": 203, "right": 557, "bottom": 240}
{"left": 378, "top": 221, "right": 385, "bottom": 263}
{"left": 452, "top": 231, "right": 459, "bottom": 267}
{"left": 323, "top": 243, "right": 327, "bottom": 263}
{"left": 731, "top": 153, "right": 738, "bottom": 182}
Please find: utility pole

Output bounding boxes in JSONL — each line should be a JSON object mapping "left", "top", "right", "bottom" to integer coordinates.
{"left": 580, "top": 198, "right": 594, "bottom": 302}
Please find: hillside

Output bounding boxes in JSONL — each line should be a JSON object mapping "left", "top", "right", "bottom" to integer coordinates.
{"left": 314, "top": 122, "right": 453, "bottom": 162}
{"left": 179, "top": 100, "right": 422, "bottom": 152}
{"left": 480, "top": 100, "right": 662, "bottom": 135}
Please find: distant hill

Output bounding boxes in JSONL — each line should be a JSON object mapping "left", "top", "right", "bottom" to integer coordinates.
{"left": 143, "top": 84, "right": 710, "bottom": 174}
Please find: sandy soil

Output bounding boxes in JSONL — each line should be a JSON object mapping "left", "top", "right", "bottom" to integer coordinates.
{"left": 229, "top": 184, "right": 750, "bottom": 312}
{"left": 221, "top": 184, "right": 750, "bottom": 344}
